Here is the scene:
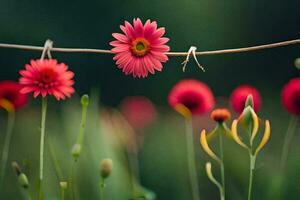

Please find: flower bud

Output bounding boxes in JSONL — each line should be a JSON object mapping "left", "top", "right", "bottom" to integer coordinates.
{"left": 12, "top": 162, "right": 29, "bottom": 188}
{"left": 71, "top": 143, "right": 82, "bottom": 159}
{"left": 99, "top": 159, "right": 113, "bottom": 179}
{"left": 244, "top": 94, "right": 254, "bottom": 109}
{"left": 60, "top": 181, "right": 68, "bottom": 190}
{"left": 18, "top": 173, "right": 29, "bottom": 188}
{"left": 240, "top": 106, "right": 253, "bottom": 124}
{"left": 295, "top": 58, "right": 300, "bottom": 69}
{"left": 239, "top": 95, "right": 256, "bottom": 125}
{"left": 81, "top": 94, "right": 89, "bottom": 107}
{"left": 210, "top": 108, "right": 231, "bottom": 123}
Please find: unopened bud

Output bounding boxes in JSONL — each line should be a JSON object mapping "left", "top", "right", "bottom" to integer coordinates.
{"left": 71, "top": 144, "right": 82, "bottom": 159}
{"left": 210, "top": 108, "right": 231, "bottom": 123}
{"left": 240, "top": 106, "right": 252, "bottom": 123}
{"left": 295, "top": 58, "right": 300, "bottom": 70}
{"left": 244, "top": 95, "right": 254, "bottom": 109}
{"left": 81, "top": 95, "right": 89, "bottom": 107}
{"left": 99, "top": 159, "right": 113, "bottom": 179}
{"left": 18, "top": 173, "right": 29, "bottom": 188}
{"left": 12, "top": 161, "right": 29, "bottom": 188}
{"left": 60, "top": 181, "right": 68, "bottom": 190}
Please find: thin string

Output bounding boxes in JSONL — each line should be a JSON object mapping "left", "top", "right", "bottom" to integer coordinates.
{"left": 40, "top": 39, "right": 53, "bottom": 59}
{"left": 0, "top": 38, "right": 299, "bottom": 56}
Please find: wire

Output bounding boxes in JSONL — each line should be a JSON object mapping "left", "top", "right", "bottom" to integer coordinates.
{"left": 0, "top": 38, "right": 299, "bottom": 56}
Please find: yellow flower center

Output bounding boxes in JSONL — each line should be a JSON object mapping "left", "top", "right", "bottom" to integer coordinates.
{"left": 131, "top": 38, "right": 150, "bottom": 57}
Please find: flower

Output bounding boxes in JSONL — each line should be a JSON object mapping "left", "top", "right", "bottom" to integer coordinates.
{"left": 110, "top": 18, "right": 170, "bottom": 78}
{"left": 281, "top": 78, "right": 300, "bottom": 115}
{"left": 120, "top": 96, "right": 157, "bottom": 130}
{"left": 210, "top": 108, "right": 231, "bottom": 122}
{"left": 168, "top": 79, "right": 215, "bottom": 116}
{"left": 19, "top": 59, "right": 75, "bottom": 100}
{"left": 230, "top": 85, "right": 262, "bottom": 114}
{"left": 231, "top": 110, "right": 271, "bottom": 156}
{"left": 0, "top": 81, "right": 28, "bottom": 111}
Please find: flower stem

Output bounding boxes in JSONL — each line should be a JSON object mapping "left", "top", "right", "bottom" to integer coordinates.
{"left": 247, "top": 154, "right": 256, "bottom": 200}
{"left": 60, "top": 186, "right": 65, "bottom": 200}
{"left": 99, "top": 178, "right": 105, "bottom": 200}
{"left": 246, "top": 122, "right": 256, "bottom": 200}
{"left": 70, "top": 161, "right": 76, "bottom": 200}
{"left": 69, "top": 95, "right": 89, "bottom": 200}
{"left": 280, "top": 116, "right": 298, "bottom": 171}
{"left": 124, "top": 149, "right": 139, "bottom": 195}
{"left": 0, "top": 110, "right": 15, "bottom": 190}
{"left": 218, "top": 133, "right": 226, "bottom": 200}
{"left": 47, "top": 138, "right": 63, "bottom": 181}
{"left": 185, "top": 118, "right": 200, "bottom": 200}
{"left": 38, "top": 97, "right": 48, "bottom": 200}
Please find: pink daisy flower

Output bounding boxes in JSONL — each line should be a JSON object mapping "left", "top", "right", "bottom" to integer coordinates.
{"left": 110, "top": 18, "right": 170, "bottom": 78}
{"left": 19, "top": 59, "right": 75, "bottom": 100}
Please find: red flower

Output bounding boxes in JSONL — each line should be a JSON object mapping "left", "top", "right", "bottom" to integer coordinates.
{"left": 168, "top": 79, "right": 215, "bottom": 115}
{"left": 0, "top": 81, "right": 28, "bottom": 111}
{"left": 210, "top": 108, "right": 231, "bottom": 122}
{"left": 281, "top": 78, "right": 300, "bottom": 116}
{"left": 230, "top": 85, "right": 262, "bottom": 114}
{"left": 121, "top": 96, "right": 157, "bottom": 130}
{"left": 19, "top": 59, "right": 75, "bottom": 100}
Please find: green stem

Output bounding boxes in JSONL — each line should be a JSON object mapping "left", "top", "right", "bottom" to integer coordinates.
{"left": 60, "top": 187, "right": 65, "bottom": 200}
{"left": 70, "top": 161, "right": 76, "bottom": 200}
{"left": 0, "top": 111, "right": 15, "bottom": 189}
{"left": 38, "top": 97, "right": 48, "bottom": 200}
{"left": 99, "top": 178, "right": 105, "bottom": 200}
{"left": 129, "top": 151, "right": 140, "bottom": 189}
{"left": 247, "top": 154, "right": 256, "bottom": 200}
{"left": 280, "top": 116, "right": 298, "bottom": 171}
{"left": 218, "top": 133, "right": 226, "bottom": 200}
{"left": 124, "top": 148, "right": 139, "bottom": 195}
{"left": 47, "top": 138, "right": 63, "bottom": 181}
{"left": 20, "top": 188, "right": 33, "bottom": 200}
{"left": 69, "top": 96, "right": 89, "bottom": 200}
{"left": 76, "top": 101, "right": 88, "bottom": 145}
{"left": 185, "top": 118, "right": 200, "bottom": 200}
{"left": 28, "top": 190, "right": 33, "bottom": 200}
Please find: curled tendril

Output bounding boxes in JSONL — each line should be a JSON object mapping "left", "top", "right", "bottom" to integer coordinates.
{"left": 200, "top": 130, "right": 221, "bottom": 164}
{"left": 231, "top": 119, "right": 249, "bottom": 150}
{"left": 250, "top": 108, "right": 259, "bottom": 143}
{"left": 205, "top": 162, "right": 223, "bottom": 190}
{"left": 255, "top": 120, "right": 271, "bottom": 156}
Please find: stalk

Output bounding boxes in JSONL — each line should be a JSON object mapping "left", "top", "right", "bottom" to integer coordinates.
{"left": 0, "top": 110, "right": 15, "bottom": 189}
{"left": 185, "top": 118, "right": 200, "bottom": 200}
{"left": 218, "top": 133, "right": 225, "bottom": 200}
{"left": 38, "top": 97, "right": 48, "bottom": 200}
{"left": 280, "top": 116, "right": 298, "bottom": 170}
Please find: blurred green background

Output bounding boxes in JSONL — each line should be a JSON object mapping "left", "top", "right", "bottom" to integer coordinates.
{"left": 0, "top": 0, "right": 299, "bottom": 105}
{"left": 0, "top": 0, "right": 300, "bottom": 200}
